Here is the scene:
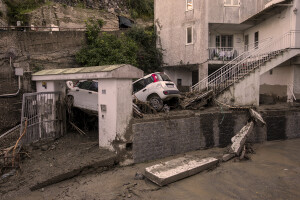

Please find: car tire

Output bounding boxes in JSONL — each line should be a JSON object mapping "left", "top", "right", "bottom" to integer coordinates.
{"left": 148, "top": 95, "right": 163, "bottom": 111}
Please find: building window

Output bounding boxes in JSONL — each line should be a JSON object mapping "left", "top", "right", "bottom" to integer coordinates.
{"left": 187, "top": 27, "right": 193, "bottom": 44}
{"left": 187, "top": 0, "right": 193, "bottom": 11}
{"left": 216, "top": 35, "right": 233, "bottom": 47}
{"left": 224, "top": 0, "right": 240, "bottom": 6}
{"left": 177, "top": 79, "right": 182, "bottom": 86}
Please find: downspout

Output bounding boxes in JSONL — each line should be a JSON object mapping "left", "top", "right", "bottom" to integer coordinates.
{"left": 0, "top": 56, "right": 22, "bottom": 98}
{"left": 0, "top": 74, "right": 21, "bottom": 98}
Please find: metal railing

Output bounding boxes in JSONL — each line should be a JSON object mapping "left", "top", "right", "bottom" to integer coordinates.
{"left": 192, "top": 30, "right": 300, "bottom": 94}
{"left": 0, "top": 26, "right": 122, "bottom": 32}
{"left": 208, "top": 47, "right": 242, "bottom": 61}
{"left": 193, "top": 37, "right": 272, "bottom": 92}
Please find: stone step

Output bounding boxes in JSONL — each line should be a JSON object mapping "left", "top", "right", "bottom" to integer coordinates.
{"left": 145, "top": 156, "right": 218, "bottom": 186}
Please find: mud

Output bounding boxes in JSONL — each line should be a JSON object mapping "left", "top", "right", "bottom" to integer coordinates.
{"left": 2, "top": 139, "right": 300, "bottom": 200}
{"left": 0, "top": 133, "right": 116, "bottom": 198}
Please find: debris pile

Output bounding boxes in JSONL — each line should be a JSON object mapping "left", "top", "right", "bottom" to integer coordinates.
{"left": 180, "top": 90, "right": 213, "bottom": 109}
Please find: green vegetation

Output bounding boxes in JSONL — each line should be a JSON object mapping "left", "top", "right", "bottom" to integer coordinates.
{"left": 126, "top": 0, "right": 154, "bottom": 19}
{"left": 76, "top": 19, "right": 163, "bottom": 73}
{"left": 4, "top": 0, "right": 44, "bottom": 25}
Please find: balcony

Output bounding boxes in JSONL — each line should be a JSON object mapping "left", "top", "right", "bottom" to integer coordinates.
{"left": 208, "top": 47, "right": 244, "bottom": 63}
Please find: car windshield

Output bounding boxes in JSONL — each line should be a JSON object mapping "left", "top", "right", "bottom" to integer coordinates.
{"left": 156, "top": 73, "right": 171, "bottom": 81}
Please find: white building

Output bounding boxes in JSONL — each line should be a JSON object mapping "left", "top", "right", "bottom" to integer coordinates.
{"left": 155, "top": 0, "right": 300, "bottom": 105}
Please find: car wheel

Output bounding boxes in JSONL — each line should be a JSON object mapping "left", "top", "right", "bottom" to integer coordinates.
{"left": 148, "top": 95, "right": 163, "bottom": 111}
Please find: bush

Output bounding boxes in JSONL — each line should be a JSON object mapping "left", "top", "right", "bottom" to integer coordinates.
{"left": 4, "top": 0, "right": 44, "bottom": 25}
{"left": 76, "top": 32, "right": 138, "bottom": 66}
{"left": 76, "top": 20, "right": 163, "bottom": 73}
{"left": 126, "top": 0, "right": 154, "bottom": 19}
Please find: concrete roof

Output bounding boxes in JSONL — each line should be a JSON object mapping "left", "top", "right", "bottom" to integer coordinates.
{"left": 241, "top": 0, "right": 292, "bottom": 25}
{"left": 32, "top": 64, "right": 144, "bottom": 81}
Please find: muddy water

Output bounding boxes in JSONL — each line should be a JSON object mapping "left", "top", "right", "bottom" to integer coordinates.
{"left": 6, "top": 139, "right": 300, "bottom": 200}
{"left": 151, "top": 139, "right": 300, "bottom": 200}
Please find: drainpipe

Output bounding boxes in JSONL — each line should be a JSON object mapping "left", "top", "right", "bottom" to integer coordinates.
{"left": 0, "top": 75, "right": 21, "bottom": 98}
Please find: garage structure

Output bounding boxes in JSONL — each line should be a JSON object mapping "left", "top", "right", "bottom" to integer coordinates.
{"left": 30, "top": 64, "right": 143, "bottom": 151}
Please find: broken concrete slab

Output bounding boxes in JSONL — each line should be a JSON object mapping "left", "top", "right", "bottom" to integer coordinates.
{"left": 230, "top": 121, "right": 254, "bottom": 156}
{"left": 222, "top": 153, "right": 235, "bottom": 162}
{"left": 249, "top": 109, "right": 266, "bottom": 125}
{"left": 144, "top": 156, "right": 218, "bottom": 186}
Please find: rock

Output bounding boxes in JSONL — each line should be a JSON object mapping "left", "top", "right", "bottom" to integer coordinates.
{"left": 0, "top": 169, "right": 16, "bottom": 180}
{"left": 41, "top": 145, "right": 49, "bottom": 151}
{"left": 127, "top": 194, "right": 132, "bottom": 198}
{"left": 145, "top": 156, "right": 218, "bottom": 186}
{"left": 249, "top": 109, "right": 266, "bottom": 125}
{"left": 222, "top": 153, "right": 235, "bottom": 162}
{"left": 134, "top": 172, "right": 144, "bottom": 180}
{"left": 120, "top": 159, "right": 134, "bottom": 167}
{"left": 230, "top": 122, "right": 254, "bottom": 155}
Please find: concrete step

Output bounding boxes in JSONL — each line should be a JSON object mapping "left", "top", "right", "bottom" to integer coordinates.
{"left": 145, "top": 156, "right": 218, "bottom": 186}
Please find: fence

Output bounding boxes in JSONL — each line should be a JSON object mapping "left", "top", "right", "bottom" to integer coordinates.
{"left": 20, "top": 92, "right": 64, "bottom": 144}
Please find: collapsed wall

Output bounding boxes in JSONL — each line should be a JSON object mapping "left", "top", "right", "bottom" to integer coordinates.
{"left": 132, "top": 108, "right": 300, "bottom": 163}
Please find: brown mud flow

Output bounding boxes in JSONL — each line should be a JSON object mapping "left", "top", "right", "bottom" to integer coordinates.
{"left": 2, "top": 139, "right": 300, "bottom": 200}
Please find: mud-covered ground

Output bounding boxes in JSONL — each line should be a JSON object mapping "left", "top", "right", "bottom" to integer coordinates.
{"left": 0, "top": 132, "right": 116, "bottom": 198}
{"left": 2, "top": 138, "right": 300, "bottom": 200}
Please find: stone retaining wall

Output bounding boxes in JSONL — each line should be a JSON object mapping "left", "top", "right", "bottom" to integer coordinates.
{"left": 132, "top": 109, "right": 300, "bottom": 163}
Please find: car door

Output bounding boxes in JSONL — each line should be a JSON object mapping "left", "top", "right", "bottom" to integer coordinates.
{"left": 87, "top": 81, "right": 98, "bottom": 112}
{"left": 72, "top": 81, "right": 93, "bottom": 110}
{"left": 133, "top": 79, "right": 148, "bottom": 102}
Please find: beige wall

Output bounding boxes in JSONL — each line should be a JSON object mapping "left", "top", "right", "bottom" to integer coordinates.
{"left": 155, "top": 0, "right": 208, "bottom": 67}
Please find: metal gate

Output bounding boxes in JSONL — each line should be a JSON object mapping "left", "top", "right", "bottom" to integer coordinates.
{"left": 20, "top": 92, "right": 65, "bottom": 144}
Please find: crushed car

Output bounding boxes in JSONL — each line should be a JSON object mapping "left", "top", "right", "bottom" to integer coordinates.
{"left": 66, "top": 72, "right": 180, "bottom": 113}
{"left": 133, "top": 72, "right": 181, "bottom": 111}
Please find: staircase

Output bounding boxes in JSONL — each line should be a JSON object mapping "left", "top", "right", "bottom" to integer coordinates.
{"left": 191, "top": 31, "right": 300, "bottom": 105}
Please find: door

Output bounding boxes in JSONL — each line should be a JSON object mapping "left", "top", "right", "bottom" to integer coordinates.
{"left": 86, "top": 81, "right": 98, "bottom": 112}
{"left": 255, "top": 32, "right": 259, "bottom": 48}
{"left": 244, "top": 35, "right": 249, "bottom": 51}
{"left": 72, "top": 81, "right": 93, "bottom": 109}
{"left": 133, "top": 79, "right": 147, "bottom": 102}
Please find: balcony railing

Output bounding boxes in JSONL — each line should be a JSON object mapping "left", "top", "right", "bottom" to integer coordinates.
{"left": 208, "top": 47, "right": 243, "bottom": 61}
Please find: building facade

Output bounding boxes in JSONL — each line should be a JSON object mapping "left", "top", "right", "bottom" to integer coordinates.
{"left": 155, "top": 0, "right": 300, "bottom": 105}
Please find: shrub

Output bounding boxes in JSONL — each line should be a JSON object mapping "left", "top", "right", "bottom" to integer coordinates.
{"left": 76, "top": 19, "right": 163, "bottom": 73}
{"left": 126, "top": 0, "right": 154, "bottom": 19}
{"left": 4, "top": 0, "right": 44, "bottom": 25}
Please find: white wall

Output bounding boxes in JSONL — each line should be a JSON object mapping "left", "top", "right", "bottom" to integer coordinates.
{"left": 260, "top": 65, "right": 294, "bottom": 100}
{"left": 164, "top": 68, "right": 192, "bottom": 87}
{"left": 244, "top": 6, "right": 292, "bottom": 47}
{"left": 98, "top": 79, "right": 132, "bottom": 150}
{"left": 217, "top": 69, "right": 260, "bottom": 106}
{"left": 155, "top": 0, "right": 208, "bottom": 66}
{"left": 36, "top": 80, "right": 66, "bottom": 95}
{"left": 294, "top": 65, "right": 300, "bottom": 99}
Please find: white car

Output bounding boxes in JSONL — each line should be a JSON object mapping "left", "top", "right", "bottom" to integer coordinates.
{"left": 133, "top": 72, "right": 181, "bottom": 111}
{"left": 67, "top": 73, "right": 180, "bottom": 113}
{"left": 67, "top": 80, "right": 98, "bottom": 113}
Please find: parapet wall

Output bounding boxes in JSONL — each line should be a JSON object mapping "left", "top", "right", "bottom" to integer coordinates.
{"left": 132, "top": 109, "right": 300, "bottom": 163}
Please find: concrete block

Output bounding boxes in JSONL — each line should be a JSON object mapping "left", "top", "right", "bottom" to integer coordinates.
{"left": 222, "top": 153, "right": 235, "bottom": 162}
{"left": 230, "top": 121, "right": 254, "bottom": 155}
{"left": 250, "top": 109, "right": 266, "bottom": 125}
{"left": 144, "top": 156, "right": 218, "bottom": 186}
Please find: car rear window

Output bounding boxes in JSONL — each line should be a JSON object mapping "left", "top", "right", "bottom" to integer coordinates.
{"left": 157, "top": 73, "right": 171, "bottom": 81}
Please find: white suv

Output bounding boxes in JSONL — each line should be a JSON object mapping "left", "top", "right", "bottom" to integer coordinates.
{"left": 133, "top": 72, "right": 180, "bottom": 111}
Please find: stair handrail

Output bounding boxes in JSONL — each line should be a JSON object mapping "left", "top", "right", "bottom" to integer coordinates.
{"left": 207, "top": 31, "right": 296, "bottom": 94}
{"left": 191, "top": 37, "right": 272, "bottom": 92}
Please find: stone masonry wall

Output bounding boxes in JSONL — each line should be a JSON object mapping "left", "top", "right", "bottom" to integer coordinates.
{"left": 132, "top": 109, "right": 300, "bottom": 163}
{"left": 0, "top": 31, "right": 85, "bottom": 133}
